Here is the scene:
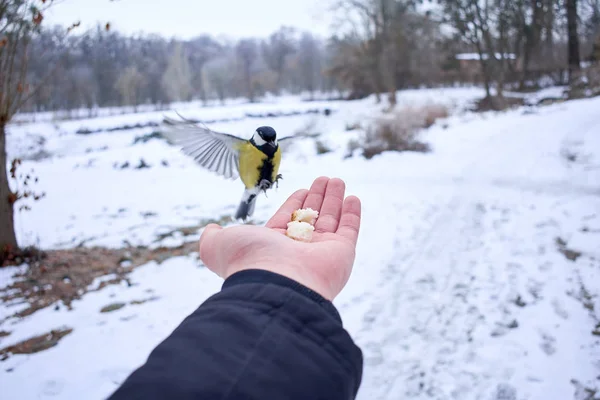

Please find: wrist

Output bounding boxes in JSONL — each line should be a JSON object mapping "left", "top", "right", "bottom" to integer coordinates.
{"left": 222, "top": 269, "right": 342, "bottom": 321}
{"left": 223, "top": 263, "right": 335, "bottom": 301}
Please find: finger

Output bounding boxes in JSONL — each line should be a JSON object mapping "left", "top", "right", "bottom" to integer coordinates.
{"left": 302, "top": 176, "right": 330, "bottom": 212}
{"left": 314, "top": 178, "right": 345, "bottom": 233}
{"left": 265, "top": 189, "right": 309, "bottom": 229}
{"left": 336, "top": 195, "right": 361, "bottom": 246}
{"left": 198, "top": 223, "right": 223, "bottom": 269}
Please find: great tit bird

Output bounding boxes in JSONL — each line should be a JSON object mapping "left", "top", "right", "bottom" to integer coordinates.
{"left": 162, "top": 115, "right": 293, "bottom": 221}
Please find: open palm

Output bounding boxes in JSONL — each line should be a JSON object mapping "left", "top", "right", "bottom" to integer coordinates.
{"left": 199, "top": 177, "right": 362, "bottom": 300}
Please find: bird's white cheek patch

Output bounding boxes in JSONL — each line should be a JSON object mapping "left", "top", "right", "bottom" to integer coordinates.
{"left": 253, "top": 132, "right": 267, "bottom": 146}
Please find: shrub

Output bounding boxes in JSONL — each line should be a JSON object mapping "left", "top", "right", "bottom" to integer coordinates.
{"left": 569, "top": 64, "right": 600, "bottom": 99}
{"left": 295, "top": 118, "right": 321, "bottom": 138}
{"left": 315, "top": 140, "right": 332, "bottom": 154}
{"left": 345, "top": 122, "right": 362, "bottom": 131}
{"left": 357, "top": 104, "right": 448, "bottom": 159}
{"left": 345, "top": 139, "right": 361, "bottom": 159}
{"left": 474, "top": 95, "right": 524, "bottom": 112}
{"left": 132, "top": 131, "right": 164, "bottom": 145}
{"left": 422, "top": 104, "right": 449, "bottom": 128}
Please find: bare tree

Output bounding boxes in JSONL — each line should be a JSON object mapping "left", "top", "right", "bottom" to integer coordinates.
{"left": 1, "top": 1, "right": 58, "bottom": 252}
{"left": 403, "top": 12, "right": 445, "bottom": 87}
{"left": 186, "top": 35, "right": 221, "bottom": 105}
{"left": 205, "top": 53, "right": 236, "bottom": 104}
{"left": 297, "top": 33, "right": 322, "bottom": 99}
{"left": 593, "top": 23, "right": 600, "bottom": 61}
{"left": 72, "top": 65, "right": 98, "bottom": 116}
{"left": 567, "top": 0, "right": 582, "bottom": 82}
{"left": 161, "top": 41, "right": 192, "bottom": 103}
{"left": 236, "top": 39, "right": 258, "bottom": 102}
{"left": 334, "top": 0, "right": 385, "bottom": 102}
{"left": 115, "top": 65, "right": 145, "bottom": 110}
{"left": 326, "top": 35, "right": 373, "bottom": 99}
{"left": 261, "top": 27, "right": 296, "bottom": 94}
{"left": 331, "top": 0, "right": 422, "bottom": 107}
{"left": 440, "top": 0, "right": 512, "bottom": 105}
{"left": 59, "top": 64, "right": 98, "bottom": 116}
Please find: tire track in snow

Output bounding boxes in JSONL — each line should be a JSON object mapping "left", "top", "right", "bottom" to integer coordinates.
{"left": 354, "top": 107, "right": 600, "bottom": 400}
{"left": 355, "top": 118, "right": 523, "bottom": 399}
{"left": 354, "top": 111, "right": 533, "bottom": 324}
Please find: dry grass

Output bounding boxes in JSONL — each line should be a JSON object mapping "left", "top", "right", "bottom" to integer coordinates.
{"left": 474, "top": 95, "right": 525, "bottom": 112}
{"left": 315, "top": 140, "right": 332, "bottom": 154}
{"left": 570, "top": 64, "right": 600, "bottom": 99}
{"left": 422, "top": 104, "right": 449, "bottom": 128}
{"left": 358, "top": 104, "right": 449, "bottom": 159}
{"left": 0, "top": 215, "right": 238, "bottom": 320}
{"left": 345, "top": 121, "right": 362, "bottom": 131}
{"left": 588, "top": 64, "right": 600, "bottom": 95}
{"left": 0, "top": 244, "right": 198, "bottom": 320}
{"left": 1, "top": 328, "right": 73, "bottom": 360}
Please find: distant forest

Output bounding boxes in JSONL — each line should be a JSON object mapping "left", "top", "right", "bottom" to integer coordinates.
{"left": 18, "top": 0, "right": 600, "bottom": 114}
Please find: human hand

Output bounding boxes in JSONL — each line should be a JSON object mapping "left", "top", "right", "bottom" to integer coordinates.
{"left": 198, "top": 177, "right": 362, "bottom": 301}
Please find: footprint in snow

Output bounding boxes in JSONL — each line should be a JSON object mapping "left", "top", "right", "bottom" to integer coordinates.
{"left": 40, "top": 379, "right": 64, "bottom": 396}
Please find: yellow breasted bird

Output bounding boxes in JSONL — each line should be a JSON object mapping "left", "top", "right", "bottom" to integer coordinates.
{"left": 161, "top": 115, "right": 293, "bottom": 221}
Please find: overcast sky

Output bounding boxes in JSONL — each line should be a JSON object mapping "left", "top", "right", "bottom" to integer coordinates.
{"left": 45, "top": 0, "right": 336, "bottom": 40}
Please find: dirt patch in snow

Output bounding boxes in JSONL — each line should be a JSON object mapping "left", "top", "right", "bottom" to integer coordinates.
{"left": 473, "top": 95, "right": 524, "bottom": 112}
{"left": 0, "top": 327, "right": 73, "bottom": 361}
{"left": 0, "top": 215, "right": 244, "bottom": 322}
{"left": 555, "top": 236, "right": 583, "bottom": 262}
{"left": 99, "top": 296, "right": 160, "bottom": 314}
{"left": 0, "top": 242, "right": 198, "bottom": 321}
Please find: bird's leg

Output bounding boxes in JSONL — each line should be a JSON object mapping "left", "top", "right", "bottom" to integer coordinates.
{"left": 274, "top": 174, "right": 283, "bottom": 189}
{"left": 258, "top": 179, "right": 272, "bottom": 196}
{"left": 259, "top": 179, "right": 272, "bottom": 190}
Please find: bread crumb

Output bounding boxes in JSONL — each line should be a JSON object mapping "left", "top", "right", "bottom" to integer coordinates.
{"left": 286, "top": 221, "right": 315, "bottom": 242}
{"left": 286, "top": 208, "right": 319, "bottom": 242}
{"left": 291, "top": 208, "right": 319, "bottom": 225}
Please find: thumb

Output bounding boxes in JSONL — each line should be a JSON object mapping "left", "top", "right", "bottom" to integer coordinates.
{"left": 198, "top": 224, "right": 223, "bottom": 270}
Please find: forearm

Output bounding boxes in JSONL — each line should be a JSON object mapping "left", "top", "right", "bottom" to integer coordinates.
{"left": 108, "top": 269, "right": 363, "bottom": 400}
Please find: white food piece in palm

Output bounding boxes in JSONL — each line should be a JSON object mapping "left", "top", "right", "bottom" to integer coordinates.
{"left": 286, "top": 208, "right": 319, "bottom": 242}
{"left": 286, "top": 221, "right": 315, "bottom": 242}
{"left": 291, "top": 208, "right": 319, "bottom": 225}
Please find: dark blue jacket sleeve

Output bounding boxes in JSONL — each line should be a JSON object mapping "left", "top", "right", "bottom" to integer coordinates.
{"left": 108, "top": 269, "right": 363, "bottom": 400}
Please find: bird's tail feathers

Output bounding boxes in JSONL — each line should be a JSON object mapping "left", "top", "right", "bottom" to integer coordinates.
{"left": 235, "top": 189, "right": 259, "bottom": 221}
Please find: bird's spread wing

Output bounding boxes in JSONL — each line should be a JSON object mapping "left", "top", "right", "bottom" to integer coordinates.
{"left": 161, "top": 115, "right": 246, "bottom": 180}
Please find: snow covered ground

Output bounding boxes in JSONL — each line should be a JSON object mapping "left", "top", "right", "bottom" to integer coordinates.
{"left": 1, "top": 88, "right": 599, "bottom": 400}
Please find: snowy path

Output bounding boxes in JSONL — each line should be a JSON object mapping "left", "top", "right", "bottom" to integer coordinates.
{"left": 347, "top": 100, "right": 600, "bottom": 400}
{"left": 1, "top": 91, "right": 599, "bottom": 399}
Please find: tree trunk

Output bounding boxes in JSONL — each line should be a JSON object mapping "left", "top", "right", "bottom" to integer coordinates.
{"left": 519, "top": 1, "right": 542, "bottom": 90}
{"left": 374, "top": 91, "right": 381, "bottom": 103}
{"left": 475, "top": 42, "right": 492, "bottom": 99}
{"left": 566, "top": 0, "right": 581, "bottom": 82}
{"left": 0, "top": 123, "right": 18, "bottom": 252}
{"left": 519, "top": 43, "right": 532, "bottom": 90}
{"left": 197, "top": 65, "right": 207, "bottom": 106}
{"left": 543, "top": 0, "right": 555, "bottom": 68}
{"left": 275, "top": 65, "right": 284, "bottom": 96}
{"left": 480, "top": 60, "right": 492, "bottom": 99}
{"left": 245, "top": 67, "right": 254, "bottom": 102}
{"left": 387, "top": 90, "right": 396, "bottom": 107}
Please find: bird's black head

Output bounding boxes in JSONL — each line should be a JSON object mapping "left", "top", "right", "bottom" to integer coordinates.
{"left": 253, "top": 126, "right": 278, "bottom": 152}
{"left": 256, "top": 126, "right": 277, "bottom": 143}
